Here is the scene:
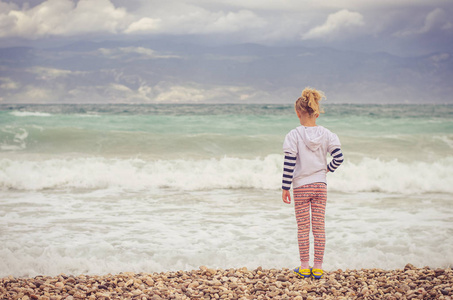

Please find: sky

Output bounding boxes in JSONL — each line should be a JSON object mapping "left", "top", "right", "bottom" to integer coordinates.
{"left": 0, "top": 0, "right": 452, "bottom": 104}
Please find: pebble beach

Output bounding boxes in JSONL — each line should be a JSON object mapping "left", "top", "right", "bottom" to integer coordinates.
{"left": 1, "top": 264, "right": 452, "bottom": 300}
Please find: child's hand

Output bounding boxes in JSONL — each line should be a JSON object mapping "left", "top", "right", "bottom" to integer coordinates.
{"left": 282, "top": 189, "right": 291, "bottom": 204}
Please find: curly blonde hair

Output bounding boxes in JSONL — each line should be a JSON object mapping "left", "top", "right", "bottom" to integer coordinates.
{"left": 295, "top": 87, "right": 325, "bottom": 116}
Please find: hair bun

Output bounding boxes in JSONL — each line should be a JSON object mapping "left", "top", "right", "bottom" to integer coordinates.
{"left": 295, "top": 87, "right": 325, "bottom": 116}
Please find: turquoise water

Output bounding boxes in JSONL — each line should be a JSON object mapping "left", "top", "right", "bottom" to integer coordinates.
{"left": 0, "top": 104, "right": 452, "bottom": 276}
{"left": 1, "top": 104, "right": 452, "bottom": 161}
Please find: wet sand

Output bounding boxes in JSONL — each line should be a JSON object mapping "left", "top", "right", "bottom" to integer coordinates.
{"left": 1, "top": 264, "right": 452, "bottom": 299}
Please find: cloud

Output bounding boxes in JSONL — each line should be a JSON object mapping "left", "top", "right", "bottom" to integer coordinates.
{"left": 130, "top": 5, "right": 266, "bottom": 35}
{"left": 429, "top": 53, "right": 450, "bottom": 63}
{"left": 0, "top": 0, "right": 267, "bottom": 41}
{"left": 23, "top": 86, "right": 53, "bottom": 100}
{"left": 26, "top": 67, "right": 86, "bottom": 80}
{"left": 394, "top": 8, "right": 453, "bottom": 37}
{"left": 420, "top": 8, "right": 447, "bottom": 33}
{"left": 151, "top": 84, "right": 209, "bottom": 103}
{"left": 3, "top": 77, "right": 271, "bottom": 103}
{"left": 134, "top": 82, "right": 270, "bottom": 103}
{"left": 0, "top": 0, "right": 128, "bottom": 38}
{"left": 97, "top": 47, "right": 181, "bottom": 59}
{"left": 302, "top": 9, "right": 364, "bottom": 40}
{"left": 0, "top": 1, "right": 18, "bottom": 12}
{"left": 124, "top": 17, "right": 161, "bottom": 34}
{"left": 204, "top": 10, "right": 266, "bottom": 34}
{"left": 204, "top": 0, "right": 449, "bottom": 11}
{"left": 0, "top": 77, "right": 20, "bottom": 90}
{"left": 6, "top": 85, "right": 57, "bottom": 103}
{"left": 0, "top": 0, "right": 452, "bottom": 57}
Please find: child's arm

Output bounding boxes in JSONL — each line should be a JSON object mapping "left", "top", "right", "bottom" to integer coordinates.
{"left": 282, "top": 189, "right": 291, "bottom": 204}
{"left": 327, "top": 148, "right": 344, "bottom": 172}
{"left": 282, "top": 152, "right": 296, "bottom": 204}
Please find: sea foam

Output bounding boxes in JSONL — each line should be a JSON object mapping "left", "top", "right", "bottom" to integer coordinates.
{"left": 1, "top": 189, "right": 451, "bottom": 277}
{"left": 9, "top": 111, "right": 52, "bottom": 117}
{"left": 1, "top": 155, "right": 452, "bottom": 194}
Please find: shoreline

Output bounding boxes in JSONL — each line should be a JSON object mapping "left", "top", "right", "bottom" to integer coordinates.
{"left": 1, "top": 264, "right": 452, "bottom": 300}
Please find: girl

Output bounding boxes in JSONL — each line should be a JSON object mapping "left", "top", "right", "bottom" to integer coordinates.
{"left": 281, "top": 87, "right": 343, "bottom": 279}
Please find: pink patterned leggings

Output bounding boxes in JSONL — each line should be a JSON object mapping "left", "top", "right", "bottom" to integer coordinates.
{"left": 294, "top": 182, "right": 327, "bottom": 264}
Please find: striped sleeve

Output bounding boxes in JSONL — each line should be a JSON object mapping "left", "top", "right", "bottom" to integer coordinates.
{"left": 282, "top": 152, "right": 297, "bottom": 190}
{"left": 327, "top": 148, "right": 344, "bottom": 172}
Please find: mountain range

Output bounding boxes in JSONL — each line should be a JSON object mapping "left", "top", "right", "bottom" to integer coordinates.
{"left": 1, "top": 39, "right": 451, "bottom": 103}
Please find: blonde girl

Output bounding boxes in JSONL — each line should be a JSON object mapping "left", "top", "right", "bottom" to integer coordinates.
{"left": 282, "top": 87, "right": 344, "bottom": 279}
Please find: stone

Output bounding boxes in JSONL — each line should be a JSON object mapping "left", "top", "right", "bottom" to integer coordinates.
{"left": 1, "top": 266, "right": 452, "bottom": 300}
{"left": 208, "top": 269, "right": 217, "bottom": 276}
{"left": 125, "top": 279, "right": 134, "bottom": 287}
{"left": 55, "top": 282, "right": 64, "bottom": 289}
{"left": 397, "top": 284, "right": 410, "bottom": 293}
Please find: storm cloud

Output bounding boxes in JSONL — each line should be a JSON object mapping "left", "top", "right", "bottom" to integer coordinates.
{"left": 1, "top": 0, "right": 452, "bottom": 54}
{"left": 0, "top": 0, "right": 452, "bottom": 103}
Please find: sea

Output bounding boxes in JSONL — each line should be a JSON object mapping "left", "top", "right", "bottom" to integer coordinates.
{"left": 0, "top": 103, "right": 452, "bottom": 278}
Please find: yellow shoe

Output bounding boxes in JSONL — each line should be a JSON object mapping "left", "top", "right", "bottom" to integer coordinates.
{"left": 311, "top": 268, "right": 323, "bottom": 279}
{"left": 293, "top": 267, "right": 311, "bottom": 278}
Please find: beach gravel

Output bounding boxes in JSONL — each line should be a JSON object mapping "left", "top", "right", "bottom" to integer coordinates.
{"left": 1, "top": 264, "right": 452, "bottom": 299}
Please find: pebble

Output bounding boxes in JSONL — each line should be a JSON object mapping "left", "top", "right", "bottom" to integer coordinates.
{"left": 1, "top": 264, "right": 452, "bottom": 299}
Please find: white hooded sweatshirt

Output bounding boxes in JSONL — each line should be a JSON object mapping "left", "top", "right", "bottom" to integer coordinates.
{"left": 283, "top": 125, "right": 341, "bottom": 188}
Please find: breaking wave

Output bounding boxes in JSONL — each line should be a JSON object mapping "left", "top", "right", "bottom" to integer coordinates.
{"left": 1, "top": 155, "right": 452, "bottom": 194}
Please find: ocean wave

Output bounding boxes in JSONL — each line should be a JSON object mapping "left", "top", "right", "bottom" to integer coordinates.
{"left": 0, "top": 126, "right": 28, "bottom": 151}
{"left": 1, "top": 155, "right": 452, "bottom": 194}
{"left": 9, "top": 111, "right": 52, "bottom": 117}
{"left": 330, "top": 157, "right": 453, "bottom": 194}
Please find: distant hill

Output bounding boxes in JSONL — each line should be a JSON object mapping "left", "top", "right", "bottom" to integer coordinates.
{"left": 0, "top": 40, "right": 451, "bottom": 103}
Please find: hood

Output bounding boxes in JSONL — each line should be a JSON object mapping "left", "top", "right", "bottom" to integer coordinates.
{"left": 296, "top": 126, "right": 325, "bottom": 151}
